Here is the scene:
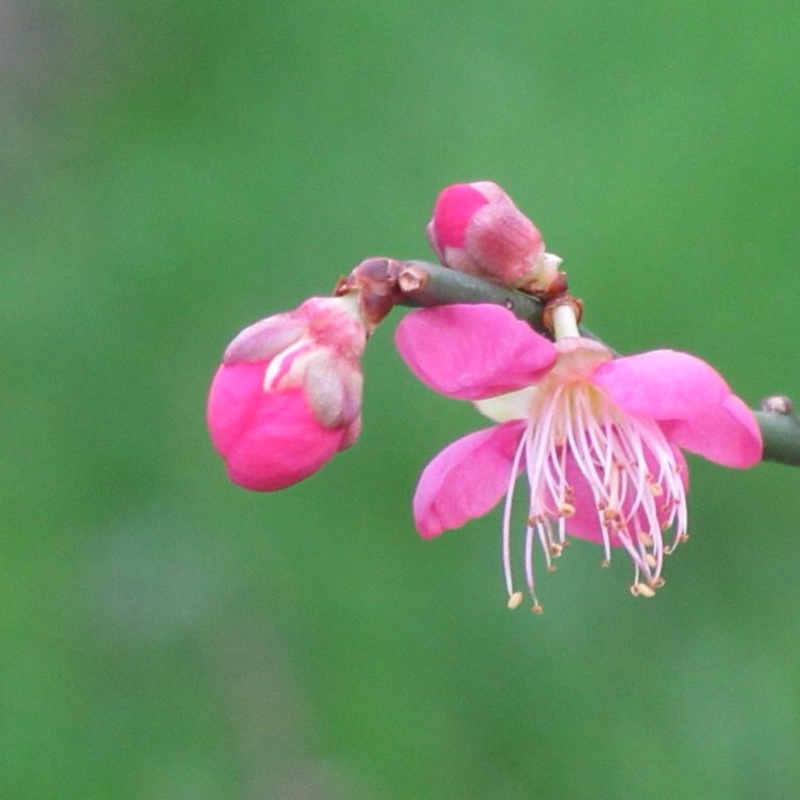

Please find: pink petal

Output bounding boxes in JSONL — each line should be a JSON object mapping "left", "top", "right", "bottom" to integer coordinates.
{"left": 395, "top": 304, "right": 557, "bottom": 400}
{"left": 207, "top": 364, "right": 345, "bottom": 491}
{"left": 430, "top": 184, "right": 490, "bottom": 248}
{"left": 660, "top": 393, "right": 763, "bottom": 467}
{"left": 207, "top": 362, "right": 266, "bottom": 455}
{"left": 414, "top": 422, "right": 525, "bottom": 538}
{"left": 464, "top": 201, "right": 544, "bottom": 282}
{"left": 225, "top": 391, "right": 345, "bottom": 491}
{"left": 223, "top": 314, "right": 305, "bottom": 364}
{"left": 592, "top": 350, "right": 732, "bottom": 421}
{"left": 302, "top": 350, "right": 363, "bottom": 428}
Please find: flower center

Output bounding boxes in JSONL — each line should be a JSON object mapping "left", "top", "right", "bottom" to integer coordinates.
{"left": 475, "top": 337, "right": 612, "bottom": 424}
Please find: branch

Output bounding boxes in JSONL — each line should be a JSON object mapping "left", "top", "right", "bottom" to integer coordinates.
{"left": 396, "top": 260, "right": 609, "bottom": 346}
{"left": 754, "top": 409, "right": 800, "bottom": 467}
{"left": 389, "top": 259, "right": 800, "bottom": 468}
{"left": 398, "top": 260, "right": 545, "bottom": 325}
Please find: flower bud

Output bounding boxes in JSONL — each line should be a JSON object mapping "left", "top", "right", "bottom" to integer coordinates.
{"left": 426, "top": 181, "right": 562, "bottom": 293}
{"left": 207, "top": 295, "right": 367, "bottom": 491}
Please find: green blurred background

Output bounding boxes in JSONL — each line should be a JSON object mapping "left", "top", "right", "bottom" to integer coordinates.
{"left": 3, "top": 2, "right": 799, "bottom": 798}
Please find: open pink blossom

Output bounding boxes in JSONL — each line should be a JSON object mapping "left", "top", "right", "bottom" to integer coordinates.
{"left": 396, "top": 303, "right": 762, "bottom": 609}
{"left": 426, "top": 181, "right": 562, "bottom": 292}
{"left": 207, "top": 295, "right": 367, "bottom": 491}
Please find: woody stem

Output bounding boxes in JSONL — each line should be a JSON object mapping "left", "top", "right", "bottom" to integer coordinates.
{"left": 390, "top": 258, "right": 800, "bottom": 468}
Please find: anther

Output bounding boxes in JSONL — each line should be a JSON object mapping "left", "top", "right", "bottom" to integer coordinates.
{"left": 644, "top": 554, "right": 657, "bottom": 569}
{"left": 637, "top": 531, "right": 653, "bottom": 547}
{"left": 507, "top": 592, "right": 524, "bottom": 610}
{"left": 531, "top": 604, "right": 544, "bottom": 615}
{"left": 630, "top": 582, "right": 656, "bottom": 598}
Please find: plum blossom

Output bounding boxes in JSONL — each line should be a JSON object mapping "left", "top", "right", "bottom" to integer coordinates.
{"left": 395, "top": 303, "right": 762, "bottom": 610}
{"left": 207, "top": 294, "right": 368, "bottom": 491}
{"left": 426, "top": 181, "right": 563, "bottom": 293}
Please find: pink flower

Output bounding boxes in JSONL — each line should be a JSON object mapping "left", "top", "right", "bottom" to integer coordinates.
{"left": 395, "top": 303, "right": 762, "bottom": 609}
{"left": 426, "top": 181, "right": 562, "bottom": 292}
{"left": 207, "top": 295, "right": 367, "bottom": 491}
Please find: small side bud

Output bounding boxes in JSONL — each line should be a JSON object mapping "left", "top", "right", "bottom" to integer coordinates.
{"left": 760, "top": 395, "right": 794, "bottom": 415}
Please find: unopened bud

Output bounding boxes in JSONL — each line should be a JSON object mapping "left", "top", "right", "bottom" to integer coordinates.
{"left": 208, "top": 295, "right": 367, "bottom": 491}
{"left": 426, "top": 181, "right": 562, "bottom": 293}
{"left": 760, "top": 395, "right": 794, "bottom": 415}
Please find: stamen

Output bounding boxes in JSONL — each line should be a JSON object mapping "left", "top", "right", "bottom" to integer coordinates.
{"left": 507, "top": 592, "right": 524, "bottom": 610}
{"left": 501, "top": 431, "right": 529, "bottom": 597}
{"left": 524, "top": 523, "right": 537, "bottom": 590}
{"left": 496, "top": 355, "right": 690, "bottom": 607}
{"left": 617, "top": 530, "right": 655, "bottom": 581}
